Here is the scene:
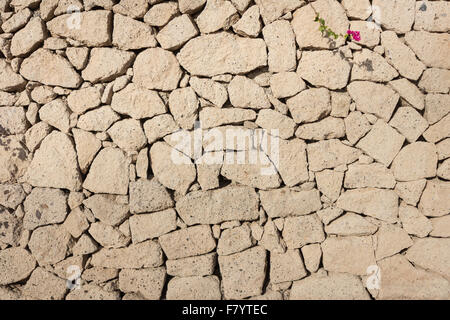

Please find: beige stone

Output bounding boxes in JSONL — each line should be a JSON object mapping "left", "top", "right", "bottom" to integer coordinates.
{"left": 65, "top": 47, "right": 89, "bottom": 70}
{"left": 399, "top": 202, "right": 432, "bottom": 238}
{"left": 389, "top": 78, "right": 425, "bottom": 110}
{"left": 167, "top": 253, "right": 216, "bottom": 277}
{"left": 157, "top": 14, "right": 198, "bottom": 51}
{"left": 307, "top": 139, "right": 361, "bottom": 172}
{"left": 256, "top": 108, "right": 296, "bottom": 138}
{"left": 272, "top": 139, "right": 309, "bottom": 187}
{"left": 143, "top": 1, "right": 178, "bottom": 26}
{"left": 270, "top": 249, "right": 306, "bottom": 284}
{"left": 168, "top": 87, "right": 198, "bottom": 130}
{"left": 262, "top": 20, "right": 296, "bottom": 72}
{"left": 406, "top": 238, "right": 450, "bottom": 280}
{"left": 315, "top": 169, "right": 344, "bottom": 202}
{"left": 189, "top": 77, "right": 227, "bottom": 108}
{"left": 414, "top": 1, "right": 450, "bottom": 32}
{"left": 82, "top": 48, "right": 135, "bottom": 83}
{"left": 113, "top": 13, "right": 156, "bottom": 50}
{"left": 10, "top": 17, "right": 46, "bottom": 57}
{"left": 372, "top": 0, "right": 415, "bottom": 33}
{"left": 1, "top": 8, "right": 32, "bottom": 33}
{"left": 424, "top": 94, "right": 450, "bottom": 125}
{"left": 38, "top": 99, "right": 70, "bottom": 133}
{"left": 179, "top": 0, "right": 206, "bottom": 14}
{"left": 282, "top": 215, "right": 325, "bottom": 249}
{"left": 119, "top": 267, "right": 166, "bottom": 300}
{"left": 391, "top": 142, "right": 437, "bottom": 181}
{"left": 405, "top": 31, "right": 450, "bottom": 69}
{"left": 228, "top": 75, "right": 270, "bottom": 109}
{"left": 107, "top": 119, "right": 147, "bottom": 152}
{"left": 296, "top": 117, "right": 345, "bottom": 141}
{"left": 344, "top": 163, "right": 395, "bottom": 189}
{"left": 430, "top": 215, "right": 450, "bottom": 238}
{"left": 199, "top": 107, "right": 256, "bottom": 129}
{"left": 67, "top": 86, "right": 103, "bottom": 114}
{"left": 143, "top": 114, "right": 179, "bottom": 144}
{"left": 129, "top": 209, "right": 176, "bottom": 243}
{"left": 375, "top": 224, "right": 413, "bottom": 260}
{"left": 196, "top": 0, "right": 238, "bottom": 34}
{"left": 423, "top": 113, "right": 450, "bottom": 143}
{"left": 129, "top": 178, "right": 173, "bottom": 214}
{"left": 287, "top": 88, "right": 331, "bottom": 124}
{"left": 66, "top": 283, "right": 120, "bottom": 300}
{"left": 0, "top": 107, "right": 27, "bottom": 135}
{"left": 344, "top": 111, "right": 371, "bottom": 145}
{"left": 419, "top": 68, "right": 450, "bottom": 94}
{"left": 325, "top": 213, "right": 378, "bottom": 237}
{"left": 269, "top": 72, "right": 305, "bottom": 99}
{"left": 0, "top": 247, "right": 36, "bottom": 285}
{"left": 62, "top": 207, "right": 89, "bottom": 238}
{"left": 259, "top": 219, "right": 286, "bottom": 253}
{"left": 28, "top": 224, "right": 71, "bottom": 265}
{"left": 0, "top": 184, "right": 25, "bottom": 209}
{"left": 167, "top": 276, "right": 221, "bottom": 300}
{"left": 113, "top": 0, "right": 149, "bottom": 19}
{"left": 72, "top": 128, "right": 101, "bottom": 174}
{"left": 217, "top": 224, "right": 253, "bottom": 256}
{"left": 22, "top": 267, "right": 67, "bottom": 300}
{"left": 395, "top": 179, "right": 427, "bottom": 206}
{"left": 352, "top": 49, "right": 398, "bottom": 82}
{"left": 0, "top": 135, "right": 30, "bottom": 183}
{"left": 419, "top": 179, "right": 450, "bottom": 217}
{"left": 232, "top": 5, "right": 261, "bottom": 37}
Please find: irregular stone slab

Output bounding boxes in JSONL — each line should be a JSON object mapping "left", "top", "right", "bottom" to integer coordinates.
{"left": 356, "top": 120, "right": 405, "bottom": 166}
{"left": 143, "top": 1, "right": 178, "bottom": 26}
{"left": 38, "top": 99, "right": 70, "bottom": 133}
{"left": 67, "top": 86, "right": 103, "bottom": 114}
{"left": 255, "top": 0, "right": 303, "bottom": 24}
{"left": 382, "top": 31, "right": 425, "bottom": 81}
{"left": 419, "top": 68, "right": 450, "bottom": 94}
{"left": 395, "top": 179, "right": 427, "bottom": 206}
{"left": 423, "top": 113, "right": 450, "bottom": 143}
{"left": 88, "top": 222, "right": 130, "bottom": 248}
{"left": 150, "top": 141, "right": 196, "bottom": 194}
{"left": 177, "top": 32, "right": 267, "bottom": 77}
{"left": 389, "top": 78, "right": 425, "bottom": 110}
{"left": 107, "top": 119, "right": 147, "bottom": 152}
{"left": 83, "top": 194, "right": 129, "bottom": 226}
{"left": 159, "top": 225, "right": 216, "bottom": 260}
{"left": 260, "top": 188, "right": 321, "bottom": 218}
{"left": 297, "top": 51, "right": 351, "bottom": 90}
{"left": 91, "top": 240, "right": 163, "bottom": 268}
{"left": 270, "top": 249, "right": 306, "bottom": 283}
{"left": 349, "top": 20, "right": 380, "bottom": 48}
{"left": 22, "top": 268, "right": 67, "bottom": 300}
{"left": 296, "top": 117, "right": 345, "bottom": 141}
{"left": 129, "top": 178, "right": 173, "bottom": 214}
{"left": 66, "top": 284, "right": 120, "bottom": 300}
{"left": 166, "top": 276, "right": 221, "bottom": 300}
{"left": 430, "top": 215, "right": 450, "bottom": 238}
{"left": 269, "top": 72, "right": 305, "bottom": 99}
{"left": 337, "top": 188, "right": 399, "bottom": 223}
{"left": 157, "top": 14, "right": 198, "bottom": 50}
{"left": 176, "top": 186, "right": 259, "bottom": 225}
{"left": 199, "top": 107, "right": 256, "bottom": 129}
{"left": 344, "top": 111, "right": 371, "bottom": 145}
{"left": 424, "top": 93, "right": 450, "bottom": 125}
{"left": 83, "top": 147, "right": 129, "bottom": 195}
{"left": 47, "top": 10, "right": 112, "bottom": 46}
{"left": 228, "top": 75, "right": 270, "bottom": 109}
{"left": 168, "top": 87, "right": 198, "bottom": 130}
{"left": 301, "top": 244, "right": 321, "bottom": 273}
{"left": 259, "top": 219, "right": 286, "bottom": 253}
{"left": 25, "top": 131, "right": 81, "bottom": 191}
{"left": 375, "top": 224, "right": 413, "bottom": 260}
{"left": 143, "top": 114, "right": 179, "bottom": 144}
{"left": 291, "top": 1, "right": 348, "bottom": 49}
{"left": 391, "top": 142, "right": 437, "bottom": 181}
{"left": 271, "top": 138, "right": 309, "bottom": 187}
{"left": 23, "top": 187, "right": 67, "bottom": 230}
{"left": 0, "top": 107, "right": 27, "bottom": 135}
{"left": 406, "top": 238, "right": 450, "bottom": 280}
{"left": 282, "top": 215, "right": 325, "bottom": 249}
{"left": 437, "top": 158, "right": 450, "bottom": 180}
{"left": 317, "top": 207, "right": 344, "bottom": 225}
{"left": 82, "top": 48, "right": 135, "bottom": 83}
{"left": 133, "top": 48, "right": 182, "bottom": 91}
{"left": 119, "top": 267, "right": 166, "bottom": 300}
{"left": 414, "top": 1, "right": 450, "bottom": 32}
{"left": 322, "top": 236, "right": 376, "bottom": 275}
{"left": 377, "top": 255, "right": 449, "bottom": 300}
{"left": 352, "top": 49, "right": 398, "bottom": 82}
{"left": 179, "top": 0, "right": 207, "bottom": 14}
{"left": 72, "top": 128, "right": 101, "bottom": 174}
{"left": 1, "top": 7, "right": 32, "bottom": 33}
{"left": 347, "top": 81, "right": 399, "bottom": 122}
{"left": 28, "top": 225, "right": 71, "bottom": 265}
{"left": 372, "top": 0, "right": 415, "bottom": 33}
{"left": 129, "top": 209, "right": 177, "bottom": 243}
{"left": 290, "top": 272, "right": 370, "bottom": 300}
{"left": 0, "top": 184, "right": 25, "bottom": 209}
{"left": 262, "top": 20, "right": 296, "bottom": 72}
{"left": 10, "top": 17, "right": 46, "bottom": 57}
{"left": 344, "top": 163, "right": 395, "bottom": 189}
{"left": 437, "top": 139, "right": 450, "bottom": 160}
{"left": 217, "top": 224, "right": 253, "bottom": 256}
{"left": 399, "top": 202, "right": 432, "bottom": 238}
{"left": 20, "top": 49, "right": 81, "bottom": 88}
{"left": 196, "top": 0, "right": 238, "bottom": 34}
{"left": 77, "top": 106, "right": 120, "bottom": 132}
{"left": 325, "top": 213, "right": 378, "bottom": 236}
{"left": 232, "top": 5, "right": 262, "bottom": 37}
{"left": 307, "top": 139, "right": 361, "bottom": 172}
{"left": 315, "top": 169, "right": 344, "bottom": 202}
{"left": 0, "top": 60, "right": 26, "bottom": 92}
{"left": 65, "top": 47, "right": 89, "bottom": 70}
{"left": 0, "top": 248, "right": 36, "bottom": 285}
{"left": 419, "top": 179, "right": 450, "bottom": 217}
{"left": 112, "top": 0, "right": 149, "bottom": 18}
{"left": 113, "top": 13, "right": 157, "bottom": 50}
{"left": 405, "top": 31, "right": 450, "bottom": 69}
{"left": 219, "top": 246, "right": 267, "bottom": 299}
{"left": 0, "top": 135, "right": 30, "bottom": 183}
{"left": 166, "top": 253, "right": 217, "bottom": 277}
{"left": 287, "top": 88, "right": 331, "bottom": 124}
{"left": 189, "top": 77, "right": 227, "bottom": 108}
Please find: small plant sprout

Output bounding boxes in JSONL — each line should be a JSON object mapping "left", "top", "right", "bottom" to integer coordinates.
{"left": 314, "top": 13, "right": 361, "bottom": 42}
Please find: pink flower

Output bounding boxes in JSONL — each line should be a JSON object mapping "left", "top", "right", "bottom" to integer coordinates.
{"left": 346, "top": 30, "right": 361, "bottom": 42}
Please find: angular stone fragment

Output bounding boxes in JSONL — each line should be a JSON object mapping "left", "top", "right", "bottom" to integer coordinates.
{"left": 260, "top": 188, "right": 320, "bottom": 218}
{"left": 159, "top": 225, "right": 216, "bottom": 260}
{"left": 1, "top": 8, "right": 32, "bottom": 33}
{"left": 337, "top": 188, "right": 399, "bottom": 223}
{"left": 228, "top": 75, "right": 270, "bottom": 109}
{"left": 113, "top": 0, "right": 149, "bottom": 19}
{"left": 349, "top": 20, "right": 380, "bottom": 47}
{"left": 282, "top": 215, "right": 325, "bottom": 249}
{"left": 259, "top": 219, "right": 286, "bottom": 253}
{"left": 414, "top": 1, "right": 450, "bottom": 32}
{"left": 66, "top": 284, "right": 120, "bottom": 300}
{"left": 72, "top": 128, "right": 101, "bottom": 174}
{"left": 344, "top": 163, "right": 395, "bottom": 189}
{"left": 10, "top": 17, "right": 46, "bottom": 57}
{"left": 62, "top": 207, "right": 89, "bottom": 238}
{"left": 129, "top": 178, "right": 173, "bottom": 214}
{"left": 296, "top": 117, "right": 345, "bottom": 141}
{"left": 83, "top": 147, "right": 129, "bottom": 195}
{"left": 375, "top": 224, "right": 413, "bottom": 260}
{"left": 344, "top": 111, "right": 371, "bottom": 145}
{"left": 322, "top": 236, "right": 375, "bottom": 275}
{"left": 28, "top": 225, "right": 71, "bottom": 265}
{"left": 22, "top": 268, "right": 67, "bottom": 300}
{"left": 315, "top": 169, "right": 344, "bottom": 202}
{"left": 119, "top": 267, "right": 166, "bottom": 300}
{"left": 178, "top": 32, "right": 267, "bottom": 77}
{"left": 47, "top": 10, "right": 112, "bottom": 46}
{"left": 307, "top": 139, "right": 361, "bottom": 172}
{"left": 316, "top": 207, "right": 344, "bottom": 225}
{"left": 347, "top": 81, "right": 399, "bottom": 122}
{"left": 0, "top": 248, "right": 36, "bottom": 285}
{"left": 391, "top": 142, "right": 437, "bottom": 182}
{"left": 82, "top": 48, "right": 135, "bottom": 83}
{"left": 389, "top": 78, "right": 425, "bottom": 110}
{"left": 0, "top": 107, "right": 27, "bottom": 135}
{"left": 352, "top": 49, "right": 398, "bottom": 82}
{"left": 113, "top": 13, "right": 156, "bottom": 50}
{"left": 157, "top": 14, "right": 198, "bottom": 50}
{"left": 20, "top": 49, "right": 81, "bottom": 88}
{"left": 269, "top": 72, "right": 305, "bottom": 99}
{"left": 437, "top": 159, "right": 450, "bottom": 180}
{"left": 424, "top": 94, "right": 450, "bottom": 125}
{"left": 271, "top": 139, "right": 309, "bottom": 187}
{"left": 405, "top": 31, "right": 450, "bottom": 69}
{"left": 232, "top": 5, "right": 261, "bottom": 37}
{"left": 91, "top": 240, "right": 163, "bottom": 268}
{"left": 406, "top": 238, "right": 450, "bottom": 280}
{"left": 262, "top": 20, "right": 296, "bottom": 72}
{"left": 325, "top": 213, "right": 378, "bottom": 236}
{"left": 129, "top": 209, "right": 177, "bottom": 243}
{"left": 189, "top": 77, "right": 227, "bottom": 108}
{"left": 0, "top": 135, "right": 30, "bottom": 183}
{"left": 143, "top": 1, "right": 178, "bottom": 26}
{"left": 395, "top": 179, "right": 427, "bottom": 206}
{"left": 419, "top": 179, "right": 450, "bottom": 217}
{"left": 168, "top": 87, "right": 198, "bottom": 130}
{"left": 219, "top": 246, "right": 267, "bottom": 299}
{"left": 196, "top": 0, "right": 238, "bottom": 34}
{"left": 143, "top": 114, "right": 179, "bottom": 143}
{"left": 176, "top": 186, "right": 259, "bottom": 225}
{"left": 199, "top": 107, "right": 256, "bottom": 129}
{"left": 25, "top": 131, "right": 81, "bottom": 191}
{"left": 38, "top": 99, "right": 70, "bottom": 133}
{"left": 217, "top": 224, "right": 253, "bottom": 256}
{"left": 167, "top": 276, "right": 221, "bottom": 300}
{"left": 167, "top": 253, "right": 216, "bottom": 277}
{"left": 291, "top": 2, "right": 348, "bottom": 49}
{"left": 107, "top": 119, "right": 147, "bottom": 152}
{"left": 372, "top": 0, "right": 415, "bottom": 33}
{"left": 179, "top": 0, "right": 206, "bottom": 14}
{"left": 83, "top": 194, "right": 128, "bottom": 226}
{"left": 67, "top": 86, "right": 102, "bottom": 114}
{"left": 0, "top": 184, "right": 25, "bottom": 209}
{"left": 377, "top": 255, "right": 449, "bottom": 300}
{"left": 290, "top": 272, "right": 370, "bottom": 300}
{"left": 287, "top": 88, "right": 331, "bottom": 124}
{"left": 382, "top": 31, "right": 425, "bottom": 81}
{"left": 399, "top": 202, "right": 432, "bottom": 238}
{"left": 270, "top": 249, "right": 306, "bottom": 284}
{"left": 419, "top": 68, "right": 450, "bottom": 94}
{"left": 23, "top": 187, "right": 67, "bottom": 230}
{"left": 356, "top": 120, "right": 405, "bottom": 166}
{"left": 423, "top": 113, "right": 450, "bottom": 143}
{"left": 297, "top": 51, "right": 351, "bottom": 90}
{"left": 0, "top": 60, "right": 26, "bottom": 92}
{"left": 430, "top": 215, "right": 450, "bottom": 238}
